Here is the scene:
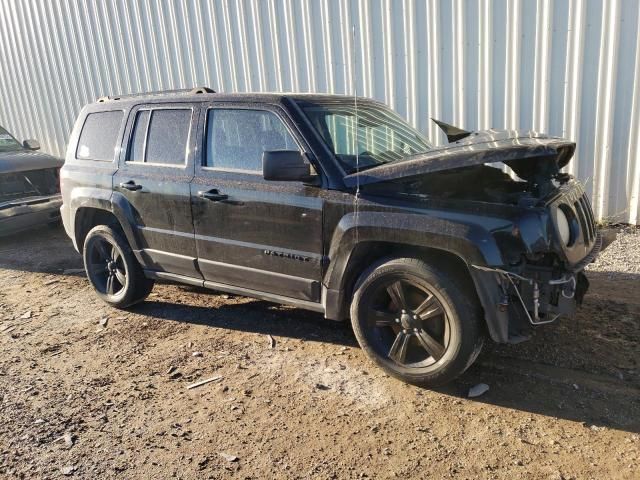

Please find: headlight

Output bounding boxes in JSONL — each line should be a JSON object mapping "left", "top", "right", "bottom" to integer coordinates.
{"left": 556, "top": 208, "right": 571, "bottom": 246}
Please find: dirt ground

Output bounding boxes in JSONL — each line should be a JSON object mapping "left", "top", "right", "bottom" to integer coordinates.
{"left": 0, "top": 225, "right": 638, "bottom": 479}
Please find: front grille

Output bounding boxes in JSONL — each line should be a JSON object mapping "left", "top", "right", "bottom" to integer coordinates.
{"left": 571, "top": 232, "right": 602, "bottom": 272}
{"left": 550, "top": 181, "right": 598, "bottom": 267}
{"left": 574, "top": 194, "right": 596, "bottom": 244}
{"left": 557, "top": 182, "right": 596, "bottom": 248}
{"left": 0, "top": 168, "right": 60, "bottom": 203}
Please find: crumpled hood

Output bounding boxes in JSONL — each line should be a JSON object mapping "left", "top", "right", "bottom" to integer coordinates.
{"left": 0, "top": 149, "right": 63, "bottom": 174}
{"left": 343, "top": 129, "right": 575, "bottom": 187}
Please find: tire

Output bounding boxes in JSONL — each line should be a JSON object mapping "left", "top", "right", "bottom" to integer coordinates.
{"left": 350, "top": 257, "right": 484, "bottom": 387}
{"left": 82, "top": 224, "right": 154, "bottom": 309}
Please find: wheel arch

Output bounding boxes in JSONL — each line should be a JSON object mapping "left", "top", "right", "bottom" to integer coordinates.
{"left": 322, "top": 212, "right": 504, "bottom": 338}
{"left": 326, "top": 240, "right": 480, "bottom": 319}
{"left": 324, "top": 211, "right": 502, "bottom": 287}
{"left": 74, "top": 207, "right": 121, "bottom": 253}
{"left": 69, "top": 188, "right": 142, "bottom": 255}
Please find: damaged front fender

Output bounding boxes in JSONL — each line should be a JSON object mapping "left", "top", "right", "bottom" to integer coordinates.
{"left": 322, "top": 209, "right": 509, "bottom": 320}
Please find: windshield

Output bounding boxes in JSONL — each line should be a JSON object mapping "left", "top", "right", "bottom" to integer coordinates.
{"left": 299, "top": 100, "right": 431, "bottom": 173}
{"left": 0, "top": 126, "right": 23, "bottom": 152}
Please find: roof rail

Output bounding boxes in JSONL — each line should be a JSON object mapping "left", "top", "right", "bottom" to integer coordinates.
{"left": 96, "top": 86, "right": 215, "bottom": 102}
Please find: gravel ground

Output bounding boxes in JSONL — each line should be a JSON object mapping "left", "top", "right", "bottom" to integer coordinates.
{"left": 0, "top": 225, "right": 638, "bottom": 479}
{"left": 587, "top": 226, "right": 640, "bottom": 277}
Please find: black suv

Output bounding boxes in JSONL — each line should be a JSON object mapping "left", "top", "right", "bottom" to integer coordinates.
{"left": 60, "top": 87, "right": 609, "bottom": 386}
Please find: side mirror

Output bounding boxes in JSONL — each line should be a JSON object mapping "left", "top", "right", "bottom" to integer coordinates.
{"left": 263, "top": 150, "right": 313, "bottom": 182}
{"left": 23, "top": 139, "right": 40, "bottom": 150}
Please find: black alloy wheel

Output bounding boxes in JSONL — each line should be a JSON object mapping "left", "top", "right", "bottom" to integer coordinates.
{"left": 369, "top": 277, "right": 450, "bottom": 367}
{"left": 86, "top": 236, "right": 128, "bottom": 297}
{"left": 351, "top": 257, "right": 484, "bottom": 387}
{"left": 82, "top": 224, "right": 154, "bottom": 308}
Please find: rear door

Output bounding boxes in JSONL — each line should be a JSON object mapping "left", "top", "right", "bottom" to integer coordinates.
{"left": 113, "top": 103, "right": 200, "bottom": 278}
{"left": 190, "top": 104, "right": 324, "bottom": 302}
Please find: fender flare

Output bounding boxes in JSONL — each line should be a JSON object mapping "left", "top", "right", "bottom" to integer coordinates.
{"left": 322, "top": 211, "right": 512, "bottom": 342}
{"left": 69, "top": 188, "right": 142, "bottom": 254}
{"left": 323, "top": 211, "right": 503, "bottom": 292}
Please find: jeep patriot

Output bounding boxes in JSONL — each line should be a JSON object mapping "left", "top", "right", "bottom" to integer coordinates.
{"left": 60, "top": 87, "right": 611, "bottom": 386}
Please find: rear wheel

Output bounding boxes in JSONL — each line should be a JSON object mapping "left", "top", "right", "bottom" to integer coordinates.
{"left": 350, "top": 257, "right": 483, "bottom": 387}
{"left": 83, "top": 224, "right": 154, "bottom": 308}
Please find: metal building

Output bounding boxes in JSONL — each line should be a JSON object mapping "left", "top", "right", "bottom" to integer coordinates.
{"left": 0, "top": 0, "right": 639, "bottom": 223}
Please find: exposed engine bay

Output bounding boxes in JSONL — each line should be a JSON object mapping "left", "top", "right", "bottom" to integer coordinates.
{"left": 406, "top": 165, "right": 523, "bottom": 202}
{"left": 398, "top": 163, "right": 570, "bottom": 205}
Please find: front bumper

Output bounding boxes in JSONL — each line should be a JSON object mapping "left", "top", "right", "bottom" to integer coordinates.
{"left": 0, "top": 194, "right": 62, "bottom": 237}
{"left": 471, "top": 230, "right": 614, "bottom": 343}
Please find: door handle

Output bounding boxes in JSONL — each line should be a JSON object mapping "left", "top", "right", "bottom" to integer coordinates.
{"left": 197, "top": 189, "right": 229, "bottom": 202}
{"left": 119, "top": 181, "right": 143, "bottom": 191}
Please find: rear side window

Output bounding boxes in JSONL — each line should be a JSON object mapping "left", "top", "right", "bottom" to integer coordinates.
{"left": 205, "top": 109, "right": 298, "bottom": 171}
{"left": 127, "top": 108, "right": 191, "bottom": 165}
{"left": 76, "top": 111, "right": 123, "bottom": 161}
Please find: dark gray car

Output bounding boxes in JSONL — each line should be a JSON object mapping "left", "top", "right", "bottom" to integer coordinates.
{"left": 0, "top": 126, "right": 63, "bottom": 236}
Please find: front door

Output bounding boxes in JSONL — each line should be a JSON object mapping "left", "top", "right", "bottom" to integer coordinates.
{"left": 113, "top": 103, "right": 200, "bottom": 278}
{"left": 191, "top": 105, "right": 323, "bottom": 302}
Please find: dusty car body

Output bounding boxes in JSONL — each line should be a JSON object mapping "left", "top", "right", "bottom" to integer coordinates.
{"left": 0, "top": 126, "right": 63, "bottom": 236}
{"left": 59, "top": 88, "right": 609, "bottom": 386}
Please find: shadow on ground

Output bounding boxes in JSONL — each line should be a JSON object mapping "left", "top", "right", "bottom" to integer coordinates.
{"left": 2, "top": 223, "right": 639, "bottom": 433}
{"left": 0, "top": 224, "right": 82, "bottom": 273}
{"left": 130, "top": 291, "right": 640, "bottom": 434}
{"left": 135, "top": 297, "right": 357, "bottom": 348}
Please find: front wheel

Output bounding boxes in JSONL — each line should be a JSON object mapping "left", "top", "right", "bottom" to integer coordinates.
{"left": 83, "top": 224, "right": 154, "bottom": 308}
{"left": 350, "top": 257, "right": 484, "bottom": 387}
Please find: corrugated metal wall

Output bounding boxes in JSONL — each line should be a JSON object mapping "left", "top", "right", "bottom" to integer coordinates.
{"left": 1, "top": 0, "right": 639, "bottom": 223}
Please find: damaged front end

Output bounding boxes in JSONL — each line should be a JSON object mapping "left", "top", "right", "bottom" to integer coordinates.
{"left": 469, "top": 179, "right": 613, "bottom": 343}
{"left": 471, "top": 261, "right": 591, "bottom": 343}
{"left": 348, "top": 123, "right": 613, "bottom": 344}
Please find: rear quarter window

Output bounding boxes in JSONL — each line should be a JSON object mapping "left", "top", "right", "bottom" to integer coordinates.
{"left": 76, "top": 110, "right": 124, "bottom": 161}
